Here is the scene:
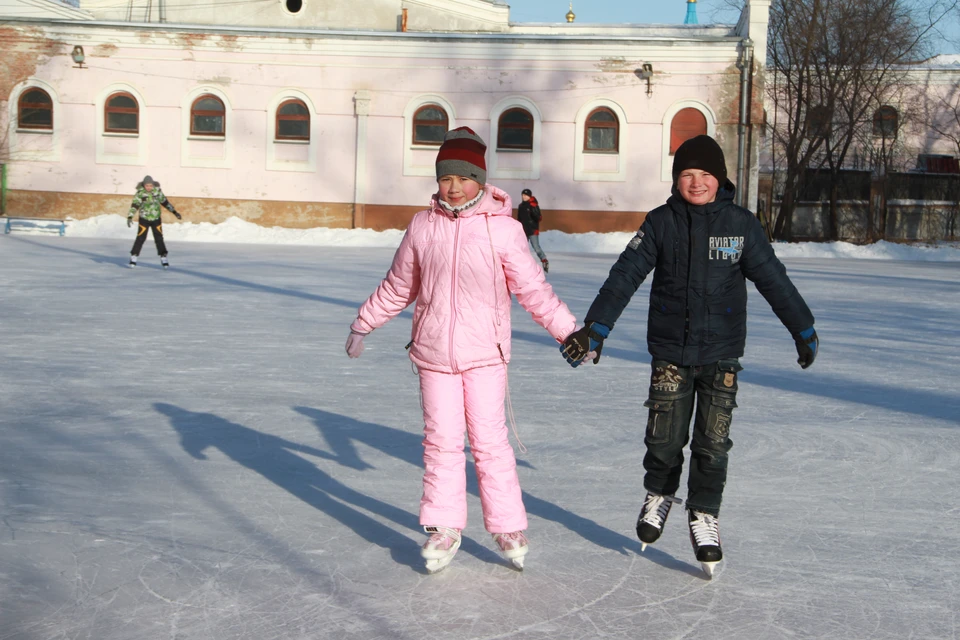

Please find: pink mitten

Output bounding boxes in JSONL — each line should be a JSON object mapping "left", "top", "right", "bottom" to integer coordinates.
{"left": 345, "top": 331, "right": 366, "bottom": 358}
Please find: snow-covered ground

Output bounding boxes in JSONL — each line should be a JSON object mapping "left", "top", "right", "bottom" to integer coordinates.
{"left": 1, "top": 220, "right": 958, "bottom": 639}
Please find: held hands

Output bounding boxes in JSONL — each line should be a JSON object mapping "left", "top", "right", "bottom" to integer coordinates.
{"left": 794, "top": 327, "right": 818, "bottom": 369}
{"left": 345, "top": 330, "right": 368, "bottom": 358}
{"left": 560, "top": 323, "right": 610, "bottom": 367}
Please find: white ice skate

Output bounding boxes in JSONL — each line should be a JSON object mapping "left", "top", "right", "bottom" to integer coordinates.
{"left": 161, "top": 256, "right": 169, "bottom": 269}
{"left": 688, "top": 510, "right": 722, "bottom": 578}
{"left": 421, "top": 526, "right": 461, "bottom": 574}
{"left": 492, "top": 531, "right": 528, "bottom": 570}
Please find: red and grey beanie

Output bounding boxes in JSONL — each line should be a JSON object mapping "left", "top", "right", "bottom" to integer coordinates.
{"left": 672, "top": 135, "right": 727, "bottom": 185}
{"left": 436, "top": 126, "right": 487, "bottom": 185}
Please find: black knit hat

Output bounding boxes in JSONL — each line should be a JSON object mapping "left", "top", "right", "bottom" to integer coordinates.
{"left": 521, "top": 188, "right": 532, "bottom": 196}
{"left": 672, "top": 135, "right": 727, "bottom": 185}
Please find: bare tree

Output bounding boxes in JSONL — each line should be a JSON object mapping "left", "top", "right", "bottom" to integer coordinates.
{"left": 766, "top": 0, "right": 950, "bottom": 240}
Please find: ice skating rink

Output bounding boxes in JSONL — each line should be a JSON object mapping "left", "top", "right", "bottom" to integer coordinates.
{"left": 2, "top": 235, "right": 958, "bottom": 640}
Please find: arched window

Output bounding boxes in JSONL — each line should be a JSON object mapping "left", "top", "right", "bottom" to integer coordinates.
{"left": 497, "top": 107, "right": 534, "bottom": 150}
{"left": 873, "top": 106, "right": 898, "bottom": 138}
{"left": 18, "top": 88, "right": 53, "bottom": 130}
{"left": 104, "top": 92, "right": 139, "bottom": 134}
{"left": 190, "top": 94, "right": 225, "bottom": 136}
{"left": 413, "top": 105, "right": 448, "bottom": 145}
{"left": 584, "top": 107, "right": 619, "bottom": 152}
{"left": 275, "top": 98, "right": 310, "bottom": 141}
{"left": 670, "top": 107, "right": 707, "bottom": 154}
{"left": 806, "top": 105, "right": 831, "bottom": 138}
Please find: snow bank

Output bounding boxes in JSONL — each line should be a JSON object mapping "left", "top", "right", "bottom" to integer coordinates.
{"left": 60, "top": 215, "right": 960, "bottom": 261}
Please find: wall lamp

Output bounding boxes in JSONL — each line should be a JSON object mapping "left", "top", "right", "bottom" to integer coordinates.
{"left": 636, "top": 63, "right": 654, "bottom": 96}
{"left": 71, "top": 45, "right": 86, "bottom": 69}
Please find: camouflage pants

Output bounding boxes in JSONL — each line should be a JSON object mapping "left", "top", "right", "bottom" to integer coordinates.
{"left": 641, "top": 358, "right": 741, "bottom": 516}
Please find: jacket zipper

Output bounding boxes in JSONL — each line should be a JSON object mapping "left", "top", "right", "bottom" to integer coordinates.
{"left": 448, "top": 213, "right": 461, "bottom": 374}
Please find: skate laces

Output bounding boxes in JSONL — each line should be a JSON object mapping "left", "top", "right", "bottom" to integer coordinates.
{"left": 689, "top": 511, "right": 720, "bottom": 546}
{"left": 492, "top": 531, "right": 528, "bottom": 552}
{"left": 423, "top": 526, "right": 461, "bottom": 552}
{"left": 641, "top": 493, "right": 682, "bottom": 527}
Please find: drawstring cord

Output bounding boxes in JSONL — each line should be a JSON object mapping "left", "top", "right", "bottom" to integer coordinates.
{"left": 485, "top": 214, "right": 525, "bottom": 453}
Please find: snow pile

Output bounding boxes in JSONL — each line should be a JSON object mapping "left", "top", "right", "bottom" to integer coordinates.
{"left": 61, "top": 214, "right": 960, "bottom": 261}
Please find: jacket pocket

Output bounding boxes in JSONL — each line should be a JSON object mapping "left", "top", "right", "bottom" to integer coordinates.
{"left": 643, "top": 399, "right": 675, "bottom": 446}
{"left": 706, "top": 303, "right": 745, "bottom": 341}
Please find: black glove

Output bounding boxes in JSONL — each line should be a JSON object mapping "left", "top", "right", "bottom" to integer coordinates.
{"left": 127, "top": 217, "right": 133, "bottom": 228}
{"left": 560, "top": 323, "right": 610, "bottom": 367}
{"left": 794, "top": 327, "right": 818, "bottom": 369}
{"left": 173, "top": 210, "right": 182, "bottom": 220}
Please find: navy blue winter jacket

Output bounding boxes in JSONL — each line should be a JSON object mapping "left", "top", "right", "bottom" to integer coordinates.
{"left": 585, "top": 181, "right": 814, "bottom": 366}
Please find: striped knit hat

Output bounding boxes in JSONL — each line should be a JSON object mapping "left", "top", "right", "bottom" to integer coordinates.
{"left": 436, "top": 126, "right": 487, "bottom": 185}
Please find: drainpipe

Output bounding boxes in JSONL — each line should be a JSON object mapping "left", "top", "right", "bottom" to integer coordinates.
{"left": 736, "top": 38, "right": 754, "bottom": 208}
{"left": 1, "top": 163, "right": 7, "bottom": 215}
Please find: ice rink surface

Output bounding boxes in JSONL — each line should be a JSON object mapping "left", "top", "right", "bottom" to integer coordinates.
{"left": 1, "top": 235, "right": 958, "bottom": 640}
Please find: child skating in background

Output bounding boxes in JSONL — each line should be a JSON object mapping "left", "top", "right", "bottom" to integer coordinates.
{"left": 560, "top": 135, "right": 818, "bottom": 577}
{"left": 346, "top": 127, "right": 577, "bottom": 573}
{"left": 127, "top": 175, "right": 181, "bottom": 269}
{"left": 517, "top": 188, "right": 549, "bottom": 273}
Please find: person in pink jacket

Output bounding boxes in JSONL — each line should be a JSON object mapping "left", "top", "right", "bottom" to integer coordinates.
{"left": 345, "top": 127, "right": 577, "bottom": 573}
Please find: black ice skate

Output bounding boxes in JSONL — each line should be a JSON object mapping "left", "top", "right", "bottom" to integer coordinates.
{"left": 688, "top": 509, "right": 722, "bottom": 577}
{"left": 636, "top": 492, "right": 681, "bottom": 550}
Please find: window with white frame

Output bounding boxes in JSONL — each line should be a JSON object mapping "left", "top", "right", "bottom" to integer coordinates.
{"left": 403, "top": 95, "right": 457, "bottom": 177}
{"left": 488, "top": 96, "right": 542, "bottom": 180}
{"left": 574, "top": 99, "right": 628, "bottom": 182}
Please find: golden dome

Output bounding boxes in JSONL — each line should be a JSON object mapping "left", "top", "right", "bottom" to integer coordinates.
{"left": 566, "top": 2, "right": 575, "bottom": 22}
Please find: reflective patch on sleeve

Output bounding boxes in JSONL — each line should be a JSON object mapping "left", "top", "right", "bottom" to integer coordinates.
{"left": 627, "top": 230, "right": 645, "bottom": 250}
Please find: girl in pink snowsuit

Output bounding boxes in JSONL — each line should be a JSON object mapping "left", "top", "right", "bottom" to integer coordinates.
{"left": 345, "top": 127, "right": 577, "bottom": 572}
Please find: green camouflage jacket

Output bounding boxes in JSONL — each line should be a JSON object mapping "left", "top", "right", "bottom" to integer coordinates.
{"left": 128, "top": 188, "right": 176, "bottom": 221}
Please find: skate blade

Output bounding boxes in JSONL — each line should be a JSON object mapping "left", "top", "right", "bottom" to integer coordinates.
{"left": 700, "top": 561, "right": 719, "bottom": 578}
{"left": 424, "top": 554, "right": 456, "bottom": 574}
{"left": 510, "top": 557, "right": 524, "bottom": 571}
{"left": 640, "top": 542, "right": 648, "bottom": 552}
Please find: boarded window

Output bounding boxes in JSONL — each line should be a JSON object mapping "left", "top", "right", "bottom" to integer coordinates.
{"left": 669, "top": 108, "right": 707, "bottom": 154}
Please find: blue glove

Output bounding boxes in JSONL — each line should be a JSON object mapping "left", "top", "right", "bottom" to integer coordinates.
{"left": 560, "top": 323, "right": 610, "bottom": 367}
{"left": 795, "top": 327, "right": 818, "bottom": 369}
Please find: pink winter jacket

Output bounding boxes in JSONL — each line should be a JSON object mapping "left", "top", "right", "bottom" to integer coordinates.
{"left": 351, "top": 185, "right": 577, "bottom": 374}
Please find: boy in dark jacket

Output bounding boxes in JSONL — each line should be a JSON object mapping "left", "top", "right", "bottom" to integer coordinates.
{"left": 560, "top": 135, "right": 818, "bottom": 577}
{"left": 517, "top": 188, "right": 549, "bottom": 273}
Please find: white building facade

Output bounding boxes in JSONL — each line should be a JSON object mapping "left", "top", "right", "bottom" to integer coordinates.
{"left": 1, "top": 0, "right": 769, "bottom": 231}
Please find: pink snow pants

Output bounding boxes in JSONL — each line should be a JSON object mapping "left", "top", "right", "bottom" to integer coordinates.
{"left": 418, "top": 364, "right": 528, "bottom": 534}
